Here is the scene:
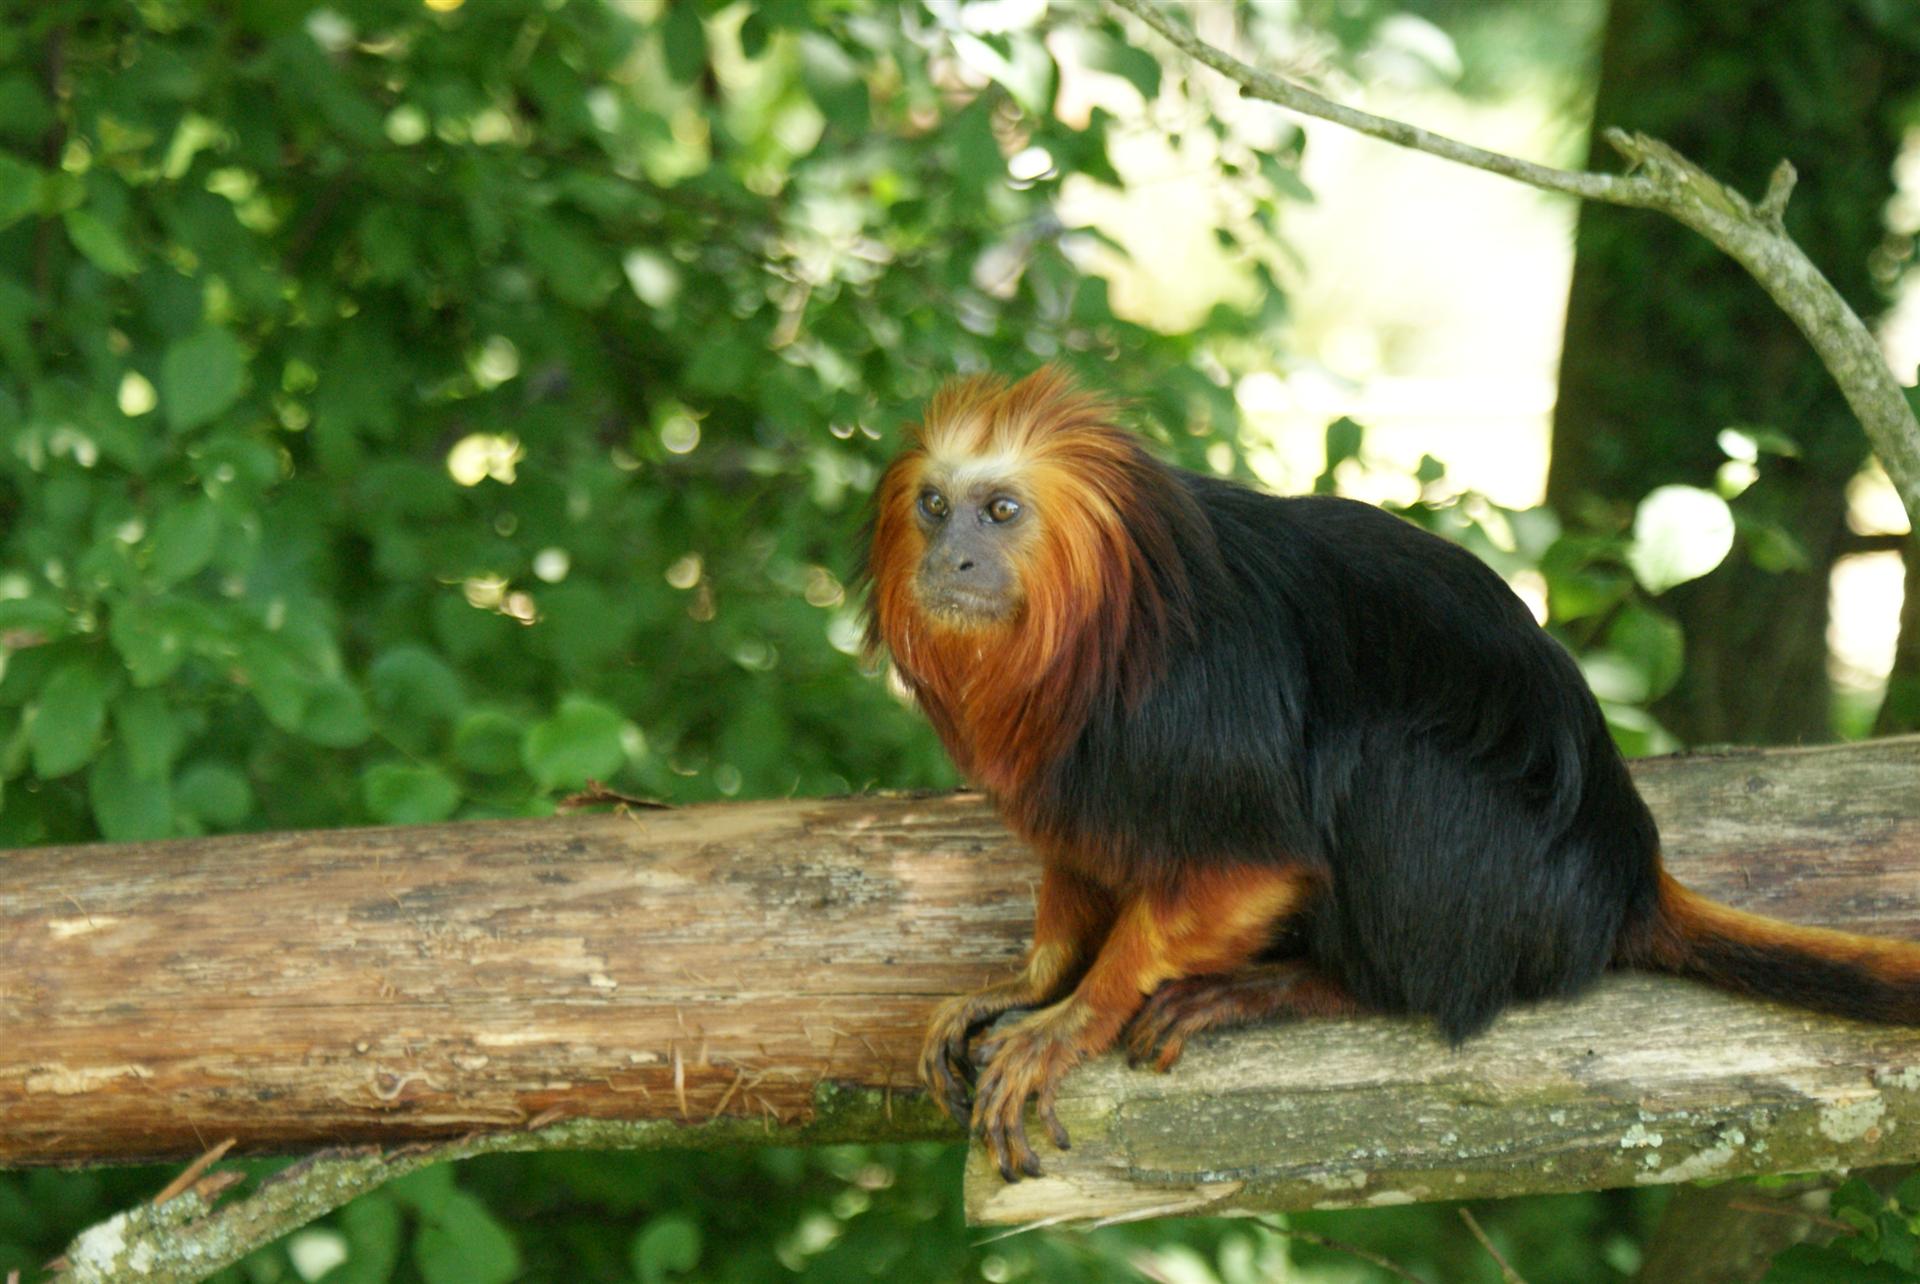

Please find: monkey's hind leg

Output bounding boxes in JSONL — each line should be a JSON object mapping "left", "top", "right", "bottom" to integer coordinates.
{"left": 1125, "top": 962, "right": 1362, "bottom": 1072}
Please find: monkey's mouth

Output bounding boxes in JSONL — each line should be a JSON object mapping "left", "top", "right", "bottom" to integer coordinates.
{"left": 915, "top": 583, "right": 1016, "bottom": 626}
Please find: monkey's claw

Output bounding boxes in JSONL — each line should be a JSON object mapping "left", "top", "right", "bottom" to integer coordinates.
{"left": 969, "top": 1012, "right": 1081, "bottom": 1181}
{"left": 918, "top": 997, "right": 982, "bottom": 1124}
{"left": 1124, "top": 976, "right": 1217, "bottom": 1072}
{"left": 919, "top": 987, "right": 1035, "bottom": 1124}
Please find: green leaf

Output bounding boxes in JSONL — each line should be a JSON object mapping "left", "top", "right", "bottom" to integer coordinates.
{"left": 88, "top": 742, "right": 173, "bottom": 840}
{"left": 175, "top": 761, "right": 253, "bottom": 827}
{"left": 1606, "top": 605, "right": 1686, "bottom": 702}
{"left": 414, "top": 1192, "right": 520, "bottom": 1284}
{"left": 537, "top": 584, "right": 638, "bottom": 671}
{"left": 631, "top": 1215, "right": 702, "bottom": 1283}
{"left": 0, "top": 595, "right": 69, "bottom": 639}
{"left": 1597, "top": 699, "right": 1677, "bottom": 758}
{"left": 1743, "top": 519, "right": 1812, "bottom": 573}
{"left": 369, "top": 646, "right": 465, "bottom": 725}
{"left": 739, "top": 11, "right": 770, "bottom": 58}
{"left": 1083, "top": 31, "right": 1161, "bottom": 101}
{"left": 114, "top": 689, "right": 184, "bottom": 779}
{"left": 454, "top": 710, "right": 525, "bottom": 775}
{"left": 316, "top": 1194, "right": 402, "bottom": 1284}
{"left": 110, "top": 600, "right": 194, "bottom": 686}
{"left": 146, "top": 498, "right": 221, "bottom": 586}
{"left": 1626, "top": 485, "right": 1735, "bottom": 593}
{"left": 240, "top": 640, "right": 312, "bottom": 732}
{"left": 63, "top": 209, "right": 140, "bottom": 275}
{"left": 684, "top": 338, "right": 756, "bottom": 396}
{"left": 0, "top": 72, "right": 54, "bottom": 147}
{"left": 386, "top": 1163, "right": 456, "bottom": 1216}
{"left": 0, "top": 154, "right": 41, "bottom": 229}
{"left": 301, "top": 677, "right": 372, "bottom": 748}
{"left": 519, "top": 216, "right": 617, "bottom": 308}
{"left": 949, "top": 32, "right": 1054, "bottom": 117}
{"left": 1259, "top": 152, "right": 1316, "bottom": 203}
{"left": 661, "top": 3, "right": 708, "bottom": 84}
{"left": 1316, "top": 416, "right": 1364, "bottom": 492}
{"left": 522, "top": 696, "right": 627, "bottom": 791}
{"left": 362, "top": 762, "right": 460, "bottom": 824}
{"left": 161, "top": 327, "right": 247, "bottom": 433}
{"left": 1326, "top": 417, "right": 1364, "bottom": 467}
{"left": 30, "top": 661, "right": 111, "bottom": 778}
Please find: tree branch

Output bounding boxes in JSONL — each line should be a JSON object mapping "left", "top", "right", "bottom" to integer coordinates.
{"left": 1105, "top": 0, "right": 1920, "bottom": 529}
{"left": 53, "top": 1122, "right": 642, "bottom": 1284}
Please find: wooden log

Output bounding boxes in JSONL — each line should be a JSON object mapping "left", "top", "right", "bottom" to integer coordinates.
{"left": 1, "top": 791, "right": 1028, "bottom": 1166}
{"left": 2, "top": 740, "right": 1919, "bottom": 1229}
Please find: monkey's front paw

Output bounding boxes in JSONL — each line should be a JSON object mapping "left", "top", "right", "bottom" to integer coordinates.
{"left": 919, "top": 990, "right": 1018, "bottom": 1125}
{"left": 970, "top": 1009, "right": 1083, "bottom": 1181}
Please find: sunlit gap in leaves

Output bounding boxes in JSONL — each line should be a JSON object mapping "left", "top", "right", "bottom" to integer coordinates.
{"left": 446, "top": 433, "right": 523, "bottom": 486}
{"left": 460, "top": 574, "right": 536, "bottom": 626}
{"left": 1832, "top": 465, "right": 1912, "bottom": 702}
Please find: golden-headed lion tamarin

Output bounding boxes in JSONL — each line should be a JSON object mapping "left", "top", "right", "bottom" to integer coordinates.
{"left": 861, "top": 366, "right": 1920, "bottom": 1182}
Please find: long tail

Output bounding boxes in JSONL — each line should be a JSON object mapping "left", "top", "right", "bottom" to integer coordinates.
{"left": 1631, "top": 870, "right": 1920, "bottom": 1024}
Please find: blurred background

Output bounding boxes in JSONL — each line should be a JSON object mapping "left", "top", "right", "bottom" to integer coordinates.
{"left": 2, "top": 0, "right": 1918, "bottom": 1280}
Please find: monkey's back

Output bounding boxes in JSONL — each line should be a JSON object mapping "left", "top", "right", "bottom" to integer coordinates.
{"left": 1036, "top": 472, "right": 1663, "bottom": 1040}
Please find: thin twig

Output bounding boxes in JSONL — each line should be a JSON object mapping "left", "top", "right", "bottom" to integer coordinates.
{"left": 1253, "top": 1215, "right": 1432, "bottom": 1284}
{"left": 1724, "top": 1197, "right": 1859, "bottom": 1237}
{"left": 1107, "top": 0, "right": 1648, "bottom": 205}
{"left": 151, "top": 1138, "right": 237, "bottom": 1207}
{"left": 556, "top": 780, "right": 671, "bottom": 811}
{"left": 1458, "top": 1208, "right": 1529, "bottom": 1284}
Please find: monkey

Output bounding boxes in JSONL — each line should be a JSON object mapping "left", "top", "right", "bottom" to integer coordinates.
{"left": 859, "top": 365, "right": 1920, "bottom": 1183}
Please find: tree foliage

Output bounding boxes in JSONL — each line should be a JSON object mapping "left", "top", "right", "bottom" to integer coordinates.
{"left": 0, "top": 0, "right": 1297, "bottom": 850}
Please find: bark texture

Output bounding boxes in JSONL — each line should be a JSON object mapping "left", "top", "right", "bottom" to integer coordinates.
{"left": 2, "top": 792, "right": 1029, "bottom": 1166}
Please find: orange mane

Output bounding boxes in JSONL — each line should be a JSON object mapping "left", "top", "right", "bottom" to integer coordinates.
{"left": 862, "top": 368, "right": 1213, "bottom": 816}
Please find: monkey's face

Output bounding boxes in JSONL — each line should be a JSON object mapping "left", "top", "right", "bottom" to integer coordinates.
{"left": 908, "top": 463, "right": 1033, "bottom": 628}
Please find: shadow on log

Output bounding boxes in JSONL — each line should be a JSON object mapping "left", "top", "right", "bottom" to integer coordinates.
{"left": 4, "top": 739, "right": 1920, "bottom": 1227}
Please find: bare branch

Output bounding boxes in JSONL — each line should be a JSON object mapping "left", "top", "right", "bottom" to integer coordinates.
{"left": 1105, "top": 0, "right": 1920, "bottom": 529}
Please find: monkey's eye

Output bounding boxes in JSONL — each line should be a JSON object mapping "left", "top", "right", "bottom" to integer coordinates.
{"left": 918, "top": 489, "right": 949, "bottom": 521}
{"left": 984, "top": 496, "right": 1022, "bottom": 524}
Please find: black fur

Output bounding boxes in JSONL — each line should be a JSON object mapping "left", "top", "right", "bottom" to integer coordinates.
{"left": 1677, "top": 929, "right": 1900, "bottom": 1022}
{"left": 1034, "top": 468, "right": 1663, "bottom": 1042}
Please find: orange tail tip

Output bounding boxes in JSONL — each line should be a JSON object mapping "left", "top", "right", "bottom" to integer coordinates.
{"left": 1639, "top": 871, "right": 1920, "bottom": 1025}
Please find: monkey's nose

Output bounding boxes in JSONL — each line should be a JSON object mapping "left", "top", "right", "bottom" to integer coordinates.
{"left": 956, "top": 558, "right": 976, "bottom": 572}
